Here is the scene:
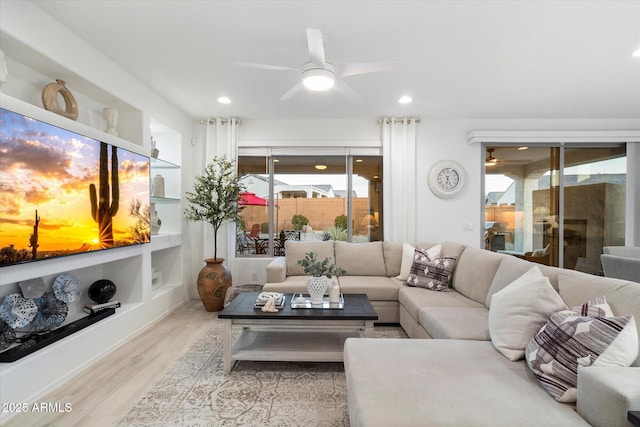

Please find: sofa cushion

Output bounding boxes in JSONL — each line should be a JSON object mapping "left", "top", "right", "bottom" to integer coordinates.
{"left": 558, "top": 270, "right": 640, "bottom": 367}
{"left": 453, "top": 247, "right": 504, "bottom": 305}
{"left": 338, "top": 276, "right": 400, "bottom": 301}
{"left": 397, "top": 243, "right": 441, "bottom": 281}
{"left": 263, "top": 275, "right": 313, "bottom": 293}
{"left": 334, "top": 241, "right": 386, "bottom": 276}
{"left": 485, "top": 255, "right": 567, "bottom": 309}
{"left": 486, "top": 255, "right": 536, "bottom": 308}
{"left": 398, "top": 285, "right": 484, "bottom": 322}
{"left": 344, "top": 339, "right": 590, "bottom": 427}
{"left": 489, "top": 266, "right": 567, "bottom": 361}
{"left": 419, "top": 307, "right": 490, "bottom": 340}
{"left": 525, "top": 298, "right": 638, "bottom": 402}
{"left": 407, "top": 252, "right": 456, "bottom": 291}
{"left": 382, "top": 241, "right": 403, "bottom": 277}
{"left": 284, "top": 240, "right": 335, "bottom": 276}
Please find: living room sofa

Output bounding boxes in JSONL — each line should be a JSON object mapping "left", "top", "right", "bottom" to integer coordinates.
{"left": 264, "top": 240, "right": 640, "bottom": 427}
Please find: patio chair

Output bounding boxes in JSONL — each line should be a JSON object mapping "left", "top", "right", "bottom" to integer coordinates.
{"left": 248, "top": 224, "right": 260, "bottom": 239}
{"left": 601, "top": 246, "right": 640, "bottom": 282}
{"left": 236, "top": 231, "right": 255, "bottom": 254}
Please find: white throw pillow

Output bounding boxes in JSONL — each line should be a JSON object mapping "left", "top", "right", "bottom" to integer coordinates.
{"left": 397, "top": 243, "right": 441, "bottom": 281}
{"left": 489, "top": 266, "right": 567, "bottom": 361}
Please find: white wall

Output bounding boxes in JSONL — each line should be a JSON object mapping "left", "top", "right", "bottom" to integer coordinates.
{"left": 228, "top": 117, "right": 640, "bottom": 286}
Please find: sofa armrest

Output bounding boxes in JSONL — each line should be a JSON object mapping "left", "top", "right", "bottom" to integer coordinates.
{"left": 577, "top": 366, "right": 640, "bottom": 427}
{"left": 266, "top": 257, "right": 287, "bottom": 283}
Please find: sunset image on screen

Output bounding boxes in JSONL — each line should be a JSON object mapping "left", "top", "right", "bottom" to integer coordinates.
{"left": 0, "top": 108, "right": 150, "bottom": 266}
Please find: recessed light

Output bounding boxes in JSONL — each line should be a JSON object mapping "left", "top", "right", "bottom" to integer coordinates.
{"left": 315, "top": 164, "right": 327, "bottom": 170}
{"left": 355, "top": 159, "right": 363, "bottom": 163}
{"left": 633, "top": 48, "right": 640, "bottom": 58}
{"left": 217, "top": 96, "right": 231, "bottom": 104}
{"left": 398, "top": 96, "right": 412, "bottom": 104}
{"left": 517, "top": 146, "right": 529, "bottom": 151}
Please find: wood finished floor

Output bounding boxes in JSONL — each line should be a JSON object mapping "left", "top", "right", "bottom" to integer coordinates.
{"left": 4, "top": 299, "right": 216, "bottom": 427}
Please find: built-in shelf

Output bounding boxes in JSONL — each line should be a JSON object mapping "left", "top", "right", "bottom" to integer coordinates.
{"left": 151, "top": 196, "right": 181, "bottom": 203}
{"left": 0, "top": 309, "right": 115, "bottom": 363}
{"left": 151, "top": 157, "right": 180, "bottom": 168}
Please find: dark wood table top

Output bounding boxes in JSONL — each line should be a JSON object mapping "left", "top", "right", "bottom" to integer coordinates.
{"left": 629, "top": 411, "right": 640, "bottom": 427}
{"left": 219, "top": 292, "right": 378, "bottom": 321}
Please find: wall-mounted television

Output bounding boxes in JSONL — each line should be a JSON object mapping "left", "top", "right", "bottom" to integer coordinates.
{"left": 0, "top": 105, "right": 150, "bottom": 267}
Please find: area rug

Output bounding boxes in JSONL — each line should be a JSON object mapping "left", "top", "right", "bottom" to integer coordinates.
{"left": 117, "top": 319, "right": 407, "bottom": 426}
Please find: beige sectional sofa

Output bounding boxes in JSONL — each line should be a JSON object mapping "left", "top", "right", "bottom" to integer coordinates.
{"left": 264, "top": 240, "right": 640, "bottom": 427}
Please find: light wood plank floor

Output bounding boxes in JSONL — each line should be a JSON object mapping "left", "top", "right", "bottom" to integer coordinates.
{"left": 4, "top": 299, "right": 216, "bottom": 427}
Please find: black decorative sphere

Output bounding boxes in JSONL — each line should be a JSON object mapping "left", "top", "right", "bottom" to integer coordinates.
{"left": 88, "top": 279, "right": 117, "bottom": 304}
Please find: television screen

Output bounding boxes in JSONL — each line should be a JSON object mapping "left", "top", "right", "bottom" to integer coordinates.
{"left": 0, "top": 107, "right": 150, "bottom": 267}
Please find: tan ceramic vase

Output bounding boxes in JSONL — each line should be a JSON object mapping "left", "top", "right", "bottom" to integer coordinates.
{"left": 197, "top": 258, "right": 232, "bottom": 312}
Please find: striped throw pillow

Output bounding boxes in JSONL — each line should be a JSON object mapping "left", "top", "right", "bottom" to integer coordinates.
{"left": 525, "top": 297, "right": 638, "bottom": 402}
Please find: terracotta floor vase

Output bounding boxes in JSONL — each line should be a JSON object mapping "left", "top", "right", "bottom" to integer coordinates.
{"left": 197, "top": 258, "right": 232, "bottom": 312}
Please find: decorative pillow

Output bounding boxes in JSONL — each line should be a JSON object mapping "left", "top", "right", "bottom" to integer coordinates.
{"left": 406, "top": 250, "right": 457, "bottom": 291}
{"left": 525, "top": 297, "right": 638, "bottom": 402}
{"left": 489, "top": 266, "right": 567, "bottom": 361}
{"left": 397, "top": 243, "right": 440, "bottom": 281}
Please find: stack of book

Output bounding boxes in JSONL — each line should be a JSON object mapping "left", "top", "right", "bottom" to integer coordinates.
{"left": 254, "top": 292, "right": 285, "bottom": 308}
{"left": 83, "top": 300, "right": 121, "bottom": 314}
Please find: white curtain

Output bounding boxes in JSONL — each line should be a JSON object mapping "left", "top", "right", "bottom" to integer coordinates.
{"left": 382, "top": 117, "right": 418, "bottom": 243}
{"left": 203, "top": 118, "right": 240, "bottom": 265}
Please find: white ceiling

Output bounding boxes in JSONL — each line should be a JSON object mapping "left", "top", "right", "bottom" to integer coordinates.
{"left": 33, "top": 0, "right": 640, "bottom": 121}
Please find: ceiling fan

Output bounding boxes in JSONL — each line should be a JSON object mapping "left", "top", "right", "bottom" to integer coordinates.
{"left": 485, "top": 148, "right": 497, "bottom": 166}
{"left": 236, "top": 28, "right": 398, "bottom": 101}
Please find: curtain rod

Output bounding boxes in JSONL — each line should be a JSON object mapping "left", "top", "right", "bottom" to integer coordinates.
{"left": 199, "top": 119, "right": 242, "bottom": 125}
{"left": 378, "top": 118, "right": 421, "bottom": 125}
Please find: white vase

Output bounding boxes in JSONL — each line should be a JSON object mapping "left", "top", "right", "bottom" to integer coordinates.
{"left": 307, "top": 276, "right": 327, "bottom": 304}
{"left": 151, "top": 174, "right": 165, "bottom": 197}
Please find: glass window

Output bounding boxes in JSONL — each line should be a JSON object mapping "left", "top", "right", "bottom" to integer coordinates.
{"left": 236, "top": 155, "right": 383, "bottom": 256}
{"left": 563, "top": 146, "right": 626, "bottom": 274}
{"left": 484, "top": 144, "right": 626, "bottom": 274}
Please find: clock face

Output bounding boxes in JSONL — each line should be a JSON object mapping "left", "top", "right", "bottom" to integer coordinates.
{"left": 428, "top": 160, "right": 465, "bottom": 198}
{"left": 437, "top": 168, "right": 460, "bottom": 190}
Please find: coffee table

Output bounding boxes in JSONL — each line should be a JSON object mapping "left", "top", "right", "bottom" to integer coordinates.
{"left": 218, "top": 292, "right": 378, "bottom": 374}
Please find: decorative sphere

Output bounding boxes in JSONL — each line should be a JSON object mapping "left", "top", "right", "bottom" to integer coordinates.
{"left": 88, "top": 280, "right": 117, "bottom": 304}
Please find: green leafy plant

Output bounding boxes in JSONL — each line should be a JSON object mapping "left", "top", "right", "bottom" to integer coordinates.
{"left": 291, "top": 214, "right": 309, "bottom": 231}
{"left": 185, "top": 156, "right": 245, "bottom": 260}
{"left": 325, "top": 226, "right": 347, "bottom": 241}
{"left": 297, "top": 251, "right": 346, "bottom": 278}
{"left": 334, "top": 214, "right": 347, "bottom": 229}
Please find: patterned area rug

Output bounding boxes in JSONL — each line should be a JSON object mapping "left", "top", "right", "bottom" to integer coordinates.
{"left": 118, "top": 320, "right": 407, "bottom": 426}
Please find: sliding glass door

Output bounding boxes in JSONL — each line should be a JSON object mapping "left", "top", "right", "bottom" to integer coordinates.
{"left": 484, "top": 144, "right": 626, "bottom": 274}
{"left": 236, "top": 154, "right": 383, "bottom": 256}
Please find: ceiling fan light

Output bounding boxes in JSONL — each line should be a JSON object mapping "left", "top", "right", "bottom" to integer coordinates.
{"left": 302, "top": 68, "right": 335, "bottom": 91}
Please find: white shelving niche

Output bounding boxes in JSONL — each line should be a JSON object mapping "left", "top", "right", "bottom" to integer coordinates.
{"left": 149, "top": 119, "right": 184, "bottom": 299}
{"left": 0, "top": 94, "right": 187, "bottom": 419}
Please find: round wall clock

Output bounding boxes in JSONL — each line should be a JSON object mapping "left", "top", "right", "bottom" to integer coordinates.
{"left": 428, "top": 160, "right": 466, "bottom": 198}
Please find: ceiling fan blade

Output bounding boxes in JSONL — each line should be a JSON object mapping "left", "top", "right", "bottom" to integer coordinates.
{"left": 333, "top": 80, "right": 362, "bottom": 101}
{"left": 334, "top": 62, "right": 399, "bottom": 78}
{"left": 306, "top": 28, "right": 326, "bottom": 66}
{"left": 280, "top": 82, "right": 304, "bottom": 101}
{"left": 235, "top": 61, "right": 298, "bottom": 72}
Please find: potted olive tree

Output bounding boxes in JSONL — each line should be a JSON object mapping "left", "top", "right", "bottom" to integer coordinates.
{"left": 185, "top": 156, "right": 245, "bottom": 311}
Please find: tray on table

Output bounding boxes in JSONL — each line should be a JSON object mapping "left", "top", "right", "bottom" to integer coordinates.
{"left": 290, "top": 293, "right": 344, "bottom": 309}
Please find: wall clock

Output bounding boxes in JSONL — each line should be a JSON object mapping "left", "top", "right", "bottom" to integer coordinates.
{"left": 428, "top": 160, "right": 466, "bottom": 198}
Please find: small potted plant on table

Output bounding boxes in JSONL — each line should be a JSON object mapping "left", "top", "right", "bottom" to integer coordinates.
{"left": 298, "top": 252, "right": 346, "bottom": 304}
